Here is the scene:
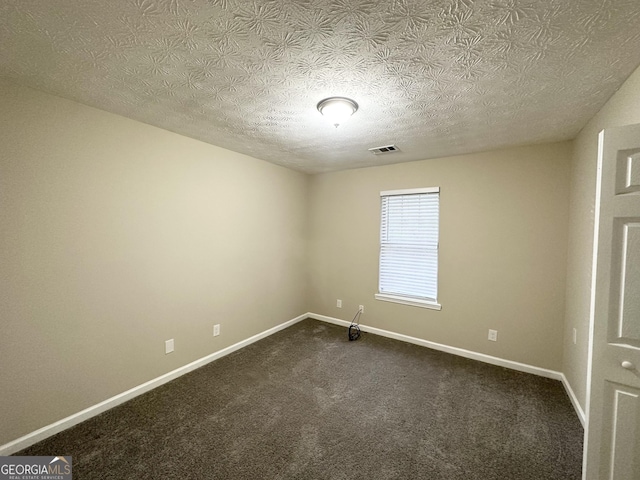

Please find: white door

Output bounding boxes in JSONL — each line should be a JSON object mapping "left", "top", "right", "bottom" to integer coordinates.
{"left": 584, "top": 123, "right": 640, "bottom": 479}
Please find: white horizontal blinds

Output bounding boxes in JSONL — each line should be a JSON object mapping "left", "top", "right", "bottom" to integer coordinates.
{"left": 379, "top": 189, "right": 439, "bottom": 301}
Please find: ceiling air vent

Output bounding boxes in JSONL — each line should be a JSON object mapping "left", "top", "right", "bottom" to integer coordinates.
{"left": 368, "top": 144, "right": 400, "bottom": 155}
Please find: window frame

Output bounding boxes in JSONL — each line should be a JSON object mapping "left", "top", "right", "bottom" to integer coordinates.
{"left": 375, "top": 187, "right": 442, "bottom": 311}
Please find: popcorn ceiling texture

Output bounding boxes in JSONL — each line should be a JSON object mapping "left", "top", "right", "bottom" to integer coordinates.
{"left": 1, "top": 0, "right": 640, "bottom": 173}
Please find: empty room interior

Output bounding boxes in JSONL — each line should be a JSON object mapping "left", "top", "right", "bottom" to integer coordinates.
{"left": 2, "top": 1, "right": 640, "bottom": 479}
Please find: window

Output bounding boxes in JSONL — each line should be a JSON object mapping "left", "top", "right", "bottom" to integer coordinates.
{"left": 375, "top": 187, "right": 441, "bottom": 310}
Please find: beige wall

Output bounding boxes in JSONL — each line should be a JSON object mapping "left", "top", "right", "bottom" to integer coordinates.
{"left": 0, "top": 79, "right": 308, "bottom": 445}
{"left": 308, "top": 142, "right": 571, "bottom": 370}
{"left": 563, "top": 65, "right": 640, "bottom": 412}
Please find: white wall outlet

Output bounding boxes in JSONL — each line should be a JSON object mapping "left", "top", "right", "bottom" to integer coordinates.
{"left": 213, "top": 324, "right": 220, "bottom": 337}
{"left": 488, "top": 329, "right": 498, "bottom": 342}
{"left": 337, "top": 299, "right": 342, "bottom": 308}
{"left": 359, "top": 305, "right": 364, "bottom": 313}
{"left": 573, "top": 328, "right": 577, "bottom": 345}
{"left": 165, "top": 339, "right": 174, "bottom": 354}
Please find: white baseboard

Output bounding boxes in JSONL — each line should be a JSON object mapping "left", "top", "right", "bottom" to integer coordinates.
{"left": 309, "top": 313, "right": 586, "bottom": 425}
{"left": 309, "top": 313, "right": 562, "bottom": 379}
{"left": 559, "top": 373, "right": 586, "bottom": 428}
{"left": 1, "top": 312, "right": 586, "bottom": 455}
{"left": 0, "top": 313, "right": 309, "bottom": 456}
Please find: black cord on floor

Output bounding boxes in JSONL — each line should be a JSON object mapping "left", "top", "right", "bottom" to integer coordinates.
{"left": 348, "top": 309, "right": 362, "bottom": 341}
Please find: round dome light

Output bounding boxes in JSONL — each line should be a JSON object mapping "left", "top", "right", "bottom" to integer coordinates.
{"left": 317, "top": 97, "right": 358, "bottom": 128}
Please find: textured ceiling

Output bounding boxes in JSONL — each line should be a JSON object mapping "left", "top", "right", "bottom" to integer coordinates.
{"left": 1, "top": 0, "right": 640, "bottom": 173}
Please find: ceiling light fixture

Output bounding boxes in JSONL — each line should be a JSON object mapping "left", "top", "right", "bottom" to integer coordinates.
{"left": 317, "top": 97, "right": 358, "bottom": 128}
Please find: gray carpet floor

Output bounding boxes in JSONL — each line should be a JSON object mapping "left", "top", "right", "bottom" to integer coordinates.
{"left": 18, "top": 319, "right": 583, "bottom": 479}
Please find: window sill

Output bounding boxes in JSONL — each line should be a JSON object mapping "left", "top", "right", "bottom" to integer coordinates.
{"left": 375, "top": 293, "right": 442, "bottom": 310}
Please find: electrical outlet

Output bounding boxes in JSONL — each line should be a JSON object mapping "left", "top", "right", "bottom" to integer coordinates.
{"left": 359, "top": 305, "right": 364, "bottom": 313}
{"left": 165, "top": 339, "right": 174, "bottom": 354}
{"left": 488, "top": 329, "right": 498, "bottom": 342}
{"left": 573, "top": 328, "right": 577, "bottom": 345}
{"left": 213, "top": 324, "right": 220, "bottom": 337}
{"left": 337, "top": 299, "right": 342, "bottom": 308}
